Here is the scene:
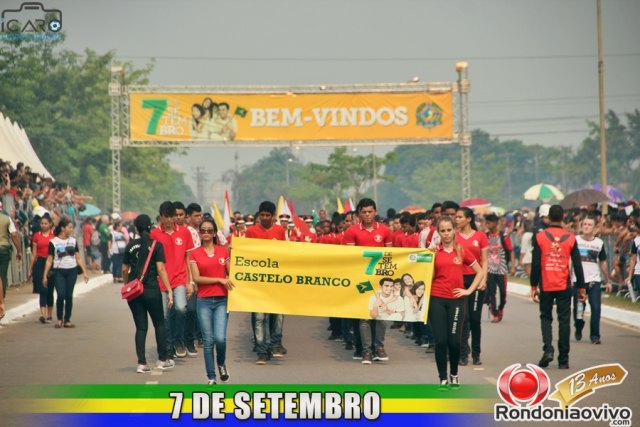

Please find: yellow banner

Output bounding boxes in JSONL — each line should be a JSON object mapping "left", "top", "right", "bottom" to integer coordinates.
{"left": 549, "top": 363, "right": 628, "bottom": 408}
{"left": 228, "top": 238, "right": 435, "bottom": 321}
{"left": 129, "top": 92, "right": 453, "bottom": 142}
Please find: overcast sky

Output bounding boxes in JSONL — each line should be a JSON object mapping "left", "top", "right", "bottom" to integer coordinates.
{"left": 27, "top": 0, "right": 640, "bottom": 198}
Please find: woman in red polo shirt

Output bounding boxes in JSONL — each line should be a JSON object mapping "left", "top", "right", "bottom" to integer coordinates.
{"left": 189, "top": 217, "right": 234, "bottom": 385}
{"left": 429, "top": 216, "right": 484, "bottom": 389}
{"left": 28, "top": 213, "right": 55, "bottom": 323}
{"left": 455, "top": 207, "right": 489, "bottom": 367}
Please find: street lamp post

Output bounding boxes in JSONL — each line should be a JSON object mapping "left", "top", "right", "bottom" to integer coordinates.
{"left": 286, "top": 158, "right": 293, "bottom": 187}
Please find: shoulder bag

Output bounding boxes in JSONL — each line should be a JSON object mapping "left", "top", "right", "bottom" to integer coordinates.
{"left": 121, "top": 241, "right": 156, "bottom": 302}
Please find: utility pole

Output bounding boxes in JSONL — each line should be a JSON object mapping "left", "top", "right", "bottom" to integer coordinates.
{"left": 193, "top": 166, "right": 208, "bottom": 205}
{"left": 372, "top": 146, "right": 378, "bottom": 203}
{"left": 597, "top": 0, "right": 608, "bottom": 214}
{"left": 504, "top": 152, "right": 512, "bottom": 200}
{"left": 534, "top": 154, "right": 539, "bottom": 184}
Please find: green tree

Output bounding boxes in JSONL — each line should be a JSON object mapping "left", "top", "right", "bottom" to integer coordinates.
{"left": 0, "top": 36, "right": 193, "bottom": 214}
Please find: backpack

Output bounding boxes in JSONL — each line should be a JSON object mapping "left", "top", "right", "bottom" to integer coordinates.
{"left": 91, "top": 230, "right": 100, "bottom": 246}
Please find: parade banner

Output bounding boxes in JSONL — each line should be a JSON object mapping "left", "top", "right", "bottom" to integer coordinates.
{"left": 129, "top": 92, "right": 453, "bottom": 142}
{"left": 228, "top": 238, "right": 435, "bottom": 322}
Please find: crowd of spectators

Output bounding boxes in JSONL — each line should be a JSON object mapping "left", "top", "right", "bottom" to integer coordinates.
{"left": 0, "top": 158, "right": 94, "bottom": 287}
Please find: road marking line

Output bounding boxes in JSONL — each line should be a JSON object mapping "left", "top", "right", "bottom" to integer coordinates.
{"left": 145, "top": 381, "right": 159, "bottom": 384}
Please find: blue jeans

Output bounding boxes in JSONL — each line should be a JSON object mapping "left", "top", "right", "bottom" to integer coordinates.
{"left": 197, "top": 296, "right": 229, "bottom": 381}
{"left": 161, "top": 285, "right": 187, "bottom": 351}
{"left": 573, "top": 282, "right": 603, "bottom": 341}
{"left": 111, "top": 253, "right": 123, "bottom": 279}
{"left": 253, "top": 313, "right": 271, "bottom": 356}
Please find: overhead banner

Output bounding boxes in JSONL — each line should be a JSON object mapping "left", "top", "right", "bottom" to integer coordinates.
{"left": 228, "top": 238, "right": 435, "bottom": 322}
{"left": 128, "top": 92, "right": 453, "bottom": 142}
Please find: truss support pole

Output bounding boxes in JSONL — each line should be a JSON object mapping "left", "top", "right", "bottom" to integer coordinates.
{"left": 109, "top": 66, "right": 124, "bottom": 213}
{"left": 456, "top": 62, "right": 471, "bottom": 200}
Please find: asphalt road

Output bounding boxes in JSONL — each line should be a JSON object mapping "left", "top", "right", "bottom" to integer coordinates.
{"left": 0, "top": 279, "right": 638, "bottom": 417}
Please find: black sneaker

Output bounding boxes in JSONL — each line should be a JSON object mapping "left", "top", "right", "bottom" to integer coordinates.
{"left": 472, "top": 356, "right": 482, "bottom": 366}
{"left": 424, "top": 343, "right": 434, "bottom": 353}
{"left": 218, "top": 365, "right": 230, "bottom": 382}
{"left": 538, "top": 352, "right": 554, "bottom": 368}
{"left": 186, "top": 342, "right": 198, "bottom": 357}
{"left": 449, "top": 374, "right": 460, "bottom": 389}
{"left": 345, "top": 342, "right": 354, "bottom": 350}
{"left": 591, "top": 339, "right": 601, "bottom": 345}
{"left": 174, "top": 342, "right": 187, "bottom": 358}
{"left": 459, "top": 357, "right": 468, "bottom": 366}
{"left": 197, "top": 338, "right": 204, "bottom": 348}
{"left": 352, "top": 350, "right": 363, "bottom": 360}
{"left": 256, "top": 354, "right": 268, "bottom": 365}
{"left": 362, "top": 350, "right": 373, "bottom": 365}
{"left": 558, "top": 362, "right": 570, "bottom": 369}
{"left": 271, "top": 346, "right": 286, "bottom": 358}
{"left": 575, "top": 330, "right": 582, "bottom": 341}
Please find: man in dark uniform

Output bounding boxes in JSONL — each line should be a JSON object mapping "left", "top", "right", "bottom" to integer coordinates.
{"left": 530, "top": 204, "right": 585, "bottom": 369}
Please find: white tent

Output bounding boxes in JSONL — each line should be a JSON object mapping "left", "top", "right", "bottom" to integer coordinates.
{"left": 0, "top": 112, "right": 53, "bottom": 179}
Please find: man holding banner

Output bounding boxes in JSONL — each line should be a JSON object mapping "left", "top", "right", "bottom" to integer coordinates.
{"left": 245, "top": 201, "right": 287, "bottom": 365}
{"left": 343, "top": 198, "right": 393, "bottom": 365}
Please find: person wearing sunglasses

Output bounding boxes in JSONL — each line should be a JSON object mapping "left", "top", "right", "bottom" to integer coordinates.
{"left": 189, "top": 217, "right": 234, "bottom": 384}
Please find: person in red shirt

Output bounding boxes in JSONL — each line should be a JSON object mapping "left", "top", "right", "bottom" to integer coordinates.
{"left": 455, "top": 207, "right": 489, "bottom": 367}
{"left": 28, "top": 214, "right": 55, "bottom": 323}
{"left": 189, "top": 217, "right": 234, "bottom": 384}
{"left": 343, "top": 198, "right": 393, "bottom": 365}
{"left": 150, "top": 201, "right": 195, "bottom": 359}
{"left": 245, "top": 201, "right": 287, "bottom": 365}
{"left": 81, "top": 217, "right": 95, "bottom": 271}
{"left": 430, "top": 216, "right": 484, "bottom": 389}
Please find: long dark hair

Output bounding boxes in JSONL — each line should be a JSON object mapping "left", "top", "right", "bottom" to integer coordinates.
{"left": 134, "top": 214, "right": 153, "bottom": 268}
{"left": 457, "top": 207, "right": 478, "bottom": 231}
{"left": 54, "top": 216, "right": 72, "bottom": 236}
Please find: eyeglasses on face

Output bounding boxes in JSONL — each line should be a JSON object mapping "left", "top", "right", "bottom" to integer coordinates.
{"left": 199, "top": 228, "right": 215, "bottom": 234}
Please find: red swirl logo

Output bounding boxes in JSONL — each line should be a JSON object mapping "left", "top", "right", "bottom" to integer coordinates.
{"left": 497, "top": 363, "right": 550, "bottom": 407}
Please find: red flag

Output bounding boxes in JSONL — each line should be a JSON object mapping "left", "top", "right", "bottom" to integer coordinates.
{"left": 287, "top": 200, "right": 315, "bottom": 242}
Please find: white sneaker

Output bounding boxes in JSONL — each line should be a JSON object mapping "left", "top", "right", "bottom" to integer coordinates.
{"left": 207, "top": 379, "right": 217, "bottom": 385}
{"left": 137, "top": 364, "right": 151, "bottom": 373}
{"left": 157, "top": 359, "right": 175, "bottom": 370}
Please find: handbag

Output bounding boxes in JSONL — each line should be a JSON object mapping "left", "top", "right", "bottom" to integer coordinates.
{"left": 121, "top": 241, "right": 156, "bottom": 302}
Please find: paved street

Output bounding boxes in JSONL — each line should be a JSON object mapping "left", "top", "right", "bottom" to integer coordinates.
{"left": 0, "top": 277, "right": 638, "bottom": 412}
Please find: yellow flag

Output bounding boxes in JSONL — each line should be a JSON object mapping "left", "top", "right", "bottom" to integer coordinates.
{"left": 336, "top": 197, "right": 344, "bottom": 214}
{"left": 212, "top": 202, "right": 224, "bottom": 232}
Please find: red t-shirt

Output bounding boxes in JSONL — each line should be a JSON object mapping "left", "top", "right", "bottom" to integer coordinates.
{"left": 319, "top": 233, "right": 340, "bottom": 245}
{"left": 403, "top": 232, "right": 420, "bottom": 248}
{"left": 431, "top": 245, "right": 477, "bottom": 299}
{"left": 245, "top": 223, "right": 286, "bottom": 241}
{"left": 342, "top": 223, "right": 393, "bottom": 247}
{"left": 393, "top": 231, "right": 409, "bottom": 248}
{"left": 189, "top": 245, "right": 230, "bottom": 297}
{"left": 82, "top": 223, "right": 93, "bottom": 247}
{"left": 456, "top": 230, "right": 488, "bottom": 276}
{"left": 33, "top": 231, "right": 55, "bottom": 258}
{"left": 150, "top": 224, "right": 195, "bottom": 290}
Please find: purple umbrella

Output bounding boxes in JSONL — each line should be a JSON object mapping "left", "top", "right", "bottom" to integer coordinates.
{"left": 589, "top": 184, "right": 625, "bottom": 204}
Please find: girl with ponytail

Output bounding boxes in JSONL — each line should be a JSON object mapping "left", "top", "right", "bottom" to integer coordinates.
{"left": 122, "top": 214, "right": 174, "bottom": 373}
{"left": 428, "top": 215, "right": 484, "bottom": 389}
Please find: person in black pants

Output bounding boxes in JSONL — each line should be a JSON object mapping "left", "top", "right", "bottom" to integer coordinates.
{"left": 123, "top": 215, "right": 175, "bottom": 373}
{"left": 429, "top": 216, "right": 485, "bottom": 389}
{"left": 530, "top": 205, "right": 585, "bottom": 369}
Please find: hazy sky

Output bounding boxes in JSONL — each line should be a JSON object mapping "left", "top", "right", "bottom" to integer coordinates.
{"left": 24, "top": 0, "right": 640, "bottom": 198}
